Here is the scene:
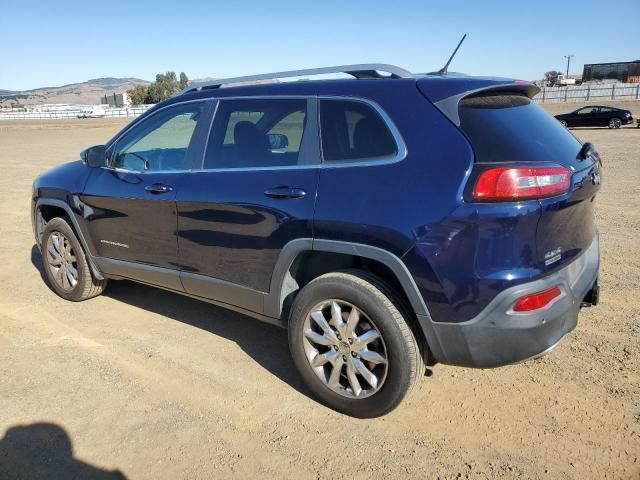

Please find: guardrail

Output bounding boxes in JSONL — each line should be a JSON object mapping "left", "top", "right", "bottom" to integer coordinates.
{"left": 534, "top": 83, "right": 640, "bottom": 103}
{"left": 0, "top": 105, "right": 154, "bottom": 120}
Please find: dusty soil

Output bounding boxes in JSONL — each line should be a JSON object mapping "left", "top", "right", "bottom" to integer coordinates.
{"left": 0, "top": 116, "right": 638, "bottom": 479}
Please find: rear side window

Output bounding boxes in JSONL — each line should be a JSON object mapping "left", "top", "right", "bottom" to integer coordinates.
{"left": 205, "top": 98, "right": 316, "bottom": 169}
{"left": 320, "top": 99, "right": 397, "bottom": 162}
{"left": 458, "top": 93, "right": 582, "bottom": 166}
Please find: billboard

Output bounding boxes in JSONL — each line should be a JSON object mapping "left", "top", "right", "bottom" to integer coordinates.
{"left": 583, "top": 61, "right": 640, "bottom": 83}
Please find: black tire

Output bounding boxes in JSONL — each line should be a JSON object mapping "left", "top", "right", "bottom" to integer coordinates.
{"left": 288, "top": 270, "right": 424, "bottom": 418}
{"left": 41, "top": 217, "right": 107, "bottom": 301}
{"left": 608, "top": 117, "right": 622, "bottom": 129}
{"left": 560, "top": 119, "right": 568, "bottom": 127}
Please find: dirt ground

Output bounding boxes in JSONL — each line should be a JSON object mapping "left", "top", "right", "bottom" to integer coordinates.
{"left": 0, "top": 112, "right": 639, "bottom": 479}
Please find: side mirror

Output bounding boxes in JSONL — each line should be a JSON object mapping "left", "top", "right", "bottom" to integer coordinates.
{"left": 266, "top": 133, "right": 289, "bottom": 150}
{"left": 81, "top": 145, "right": 107, "bottom": 167}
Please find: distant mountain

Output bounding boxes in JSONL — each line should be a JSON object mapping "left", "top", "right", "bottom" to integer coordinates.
{"left": 86, "top": 77, "right": 147, "bottom": 87}
{"left": 0, "top": 77, "right": 150, "bottom": 107}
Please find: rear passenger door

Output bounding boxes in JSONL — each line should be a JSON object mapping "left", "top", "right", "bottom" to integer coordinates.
{"left": 313, "top": 98, "right": 410, "bottom": 256}
{"left": 175, "top": 97, "right": 320, "bottom": 312}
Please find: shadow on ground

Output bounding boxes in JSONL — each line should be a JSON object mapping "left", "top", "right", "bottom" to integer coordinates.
{"left": 0, "top": 422, "right": 126, "bottom": 480}
{"left": 30, "top": 245, "right": 310, "bottom": 399}
{"left": 567, "top": 126, "right": 638, "bottom": 130}
{"left": 31, "top": 244, "right": 48, "bottom": 286}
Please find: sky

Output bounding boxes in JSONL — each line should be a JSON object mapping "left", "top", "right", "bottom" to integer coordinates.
{"left": 1, "top": 0, "right": 639, "bottom": 91}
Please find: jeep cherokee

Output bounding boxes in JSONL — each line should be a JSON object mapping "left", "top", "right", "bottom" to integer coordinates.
{"left": 32, "top": 64, "right": 601, "bottom": 418}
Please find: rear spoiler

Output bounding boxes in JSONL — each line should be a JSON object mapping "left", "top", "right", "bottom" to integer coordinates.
{"left": 422, "top": 81, "right": 540, "bottom": 127}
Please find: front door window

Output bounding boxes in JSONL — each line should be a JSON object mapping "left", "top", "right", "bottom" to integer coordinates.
{"left": 112, "top": 102, "right": 207, "bottom": 171}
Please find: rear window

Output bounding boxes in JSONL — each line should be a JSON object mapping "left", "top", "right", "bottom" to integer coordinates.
{"left": 458, "top": 93, "right": 583, "bottom": 165}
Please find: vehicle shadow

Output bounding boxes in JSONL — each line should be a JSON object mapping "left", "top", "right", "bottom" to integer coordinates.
{"left": 31, "top": 244, "right": 49, "bottom": 285}
{"left": 0, "top": 422, "right": 127, "bottom": 479}
{"left": 568, "top": 126, "right": 637, "bottom": 130}
{"left": 30, "top": 245, "right": 311, "bottom": 400}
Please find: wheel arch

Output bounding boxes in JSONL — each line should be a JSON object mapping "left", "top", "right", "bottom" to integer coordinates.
{"left": 265, "top": 239, "right": 436, "bottom": 361}
{"left": 35, "top": 198, "right": 104, "bottom": 280}
{"left": 266, "top": 239, "right": 429, "bottom": 318}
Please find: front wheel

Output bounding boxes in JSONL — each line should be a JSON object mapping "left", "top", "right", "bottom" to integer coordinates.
{"left": 608, "top": 117, "right": 622, "bottom": 129}
{"left": 41, "top": 217, "right": 107, "bottom": 301}
{"left": 560, "top": 119, "right": 568, "bottom": 127}
{"left": 288, "top": 270, "right": 424, "bottom": 418}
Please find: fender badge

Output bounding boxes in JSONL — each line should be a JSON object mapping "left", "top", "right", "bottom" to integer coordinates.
{"left": 100, "top": 239, "right": 130, "bottom": 249}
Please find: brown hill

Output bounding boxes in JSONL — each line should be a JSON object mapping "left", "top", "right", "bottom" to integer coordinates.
{"left": 0, "top": 77, "right": 150, "bottom": 107}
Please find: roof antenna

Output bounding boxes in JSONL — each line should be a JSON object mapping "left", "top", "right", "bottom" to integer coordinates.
{"left": 435, "top": 34, "right": 467, "bottom": 75}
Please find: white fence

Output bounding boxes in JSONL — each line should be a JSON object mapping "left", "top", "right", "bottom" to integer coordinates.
{"left": 3, "top": 84, "right": 639, "bottom": 117}
{"left": 0, "top": 105, "right": 153, "bottom": 120}
{"left": 534, "top": 83, "right": 640, "bottom": 103}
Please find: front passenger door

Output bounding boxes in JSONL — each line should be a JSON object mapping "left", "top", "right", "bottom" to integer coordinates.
{"left": 574, "top": 107, "right": 597, "bottom": 127}
{"left": 81, "top": 101, "right": 211, "bottom": 287}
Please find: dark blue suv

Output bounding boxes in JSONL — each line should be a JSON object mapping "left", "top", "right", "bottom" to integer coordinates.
{"left": 32, "top": 64, "right": 601, "bottom": 417}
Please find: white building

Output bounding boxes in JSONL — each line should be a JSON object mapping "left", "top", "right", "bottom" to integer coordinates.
{"left": 101, "top": 92, "right": 130, "bottom": 108}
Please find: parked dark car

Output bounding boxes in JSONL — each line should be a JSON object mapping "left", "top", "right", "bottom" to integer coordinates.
{"left": 32, "top": 64, "right": 601, "bottom": 417}
{"left": 555, "top": 105, "right": 633, "bottom": 128}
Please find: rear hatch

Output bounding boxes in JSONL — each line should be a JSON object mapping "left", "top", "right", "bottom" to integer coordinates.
{"left": 420, "top": 81, "right": 600, "bottom": 273}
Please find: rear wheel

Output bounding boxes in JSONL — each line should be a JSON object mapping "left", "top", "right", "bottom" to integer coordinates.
{"left": 41, "top": 217, "right": 107, "bottom": 301}
{"left": 288, "top": 270, "right": 424, "bottom": 418}
{"left": 608, "top": 117, "right": 622, "bottom": 129}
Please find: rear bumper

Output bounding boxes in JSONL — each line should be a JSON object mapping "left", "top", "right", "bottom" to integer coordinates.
{"left": 418, "top": 231, "right": 599, "bottom": 368}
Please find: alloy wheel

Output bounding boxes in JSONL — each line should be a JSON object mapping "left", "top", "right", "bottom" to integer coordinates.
{"left": 46, "top": 231, "right": 78, "bottom": 291}
{"left": 302, "top": 300, "right": 388, "bottom": 399}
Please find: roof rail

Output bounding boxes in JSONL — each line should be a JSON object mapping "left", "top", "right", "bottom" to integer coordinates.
{"left": 182, "top": 64, "right": 414, "bottom": 94}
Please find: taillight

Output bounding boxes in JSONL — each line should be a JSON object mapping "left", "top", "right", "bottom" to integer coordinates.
{"left": 473, "top": 165, "right": 570, "bottom": 202}
{"left": 512, "top": 286, "right": 562, "bottom": 312}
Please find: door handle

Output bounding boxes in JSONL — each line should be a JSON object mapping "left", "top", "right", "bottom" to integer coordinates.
{"left": 264, "top": 186, "right": 306, "bottom": 199}
{"left": 145, "top": 183, "right": 173, "bottom": 194}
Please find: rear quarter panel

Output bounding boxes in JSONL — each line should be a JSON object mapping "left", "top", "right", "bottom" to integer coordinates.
{"left": 313, "top": 83, "right": 472, "bottom": 257}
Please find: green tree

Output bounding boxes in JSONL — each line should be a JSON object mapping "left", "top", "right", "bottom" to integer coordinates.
{"left": 127, "top": 85, "right": 149, "bottom": 106}
{"left": 179, "top": 72, "right": 189, "bottom": 90}
{"left": 127, "top": 71, "right": 188, "bottom": 105}
{"left": 145, "top": 71, "right": 182, "bottom": 103}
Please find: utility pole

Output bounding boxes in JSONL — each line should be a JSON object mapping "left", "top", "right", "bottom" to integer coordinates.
{"left": 564, "top": 54, "right": 574, "bottom": 77}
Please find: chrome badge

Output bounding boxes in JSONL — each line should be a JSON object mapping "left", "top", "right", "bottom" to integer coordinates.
{"left": 544, "top": 247, "right": 562, "bottom": 266}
